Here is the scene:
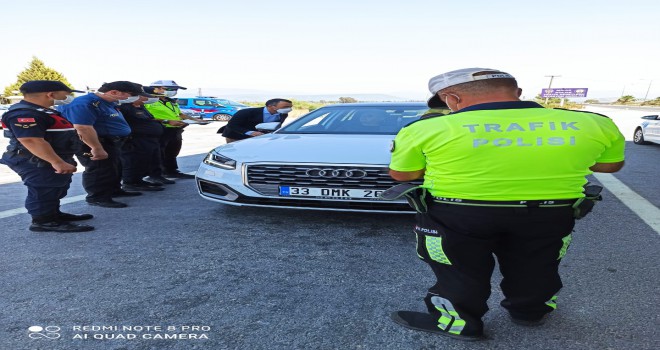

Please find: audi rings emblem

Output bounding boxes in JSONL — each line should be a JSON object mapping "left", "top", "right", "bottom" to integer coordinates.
{"left": 305, "top": 168, "right": 367, "bottom": 179}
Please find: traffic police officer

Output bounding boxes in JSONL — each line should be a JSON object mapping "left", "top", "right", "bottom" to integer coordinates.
{"left": 388, "top": 68, "right": 625, "bottom": 340}
{"left": 0, "top": 81, "right": 94, "bottom": 232}
{"left": 60, "top": 81, "right": 143, "bottom": 208}
{"left": 118, "top": 85, "right": 165, "bottom": 192}
{"left": 144, "top": 80, "right": 197, "bottom": 182}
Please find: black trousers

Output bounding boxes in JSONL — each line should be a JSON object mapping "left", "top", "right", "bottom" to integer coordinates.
{"left": 77, "top": 138, "right": 123, "bottom": 201}
{"left": 413, "top": 201, "right": 575, "bottom": 336}
{"left": 0, "top": 152, "right": 74, "bottom": 221}
{"left": 120, "top": 135, "right": 161, "bottom": 183}
{"left": 157, "top": 127, "right": 183, "bottom": 175}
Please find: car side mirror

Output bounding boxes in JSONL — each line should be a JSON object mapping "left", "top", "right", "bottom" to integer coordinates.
{"left": 641, "top": 115, "right": 659, "bottom": 120}
{"left": 255, "top": 122, "right": 282, "bottom": 132}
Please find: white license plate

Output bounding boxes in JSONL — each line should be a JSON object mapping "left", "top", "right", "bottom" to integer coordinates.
{"left": 279, "top": 186, "right": 384, "bottom": 199}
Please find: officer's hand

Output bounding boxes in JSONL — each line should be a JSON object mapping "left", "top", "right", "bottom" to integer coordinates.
{"left": 250, "top": 131, "right": 265, "bottom": 137}
{"left": 52, "top": 161, "right": 77, "bottom": 174}
{"left": 90, "top": 147, "right": 109, "bottom": 160}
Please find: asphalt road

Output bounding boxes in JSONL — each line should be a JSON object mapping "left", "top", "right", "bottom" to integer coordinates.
{"left": 0, "top": 107, "right": 658, "bottom": 350}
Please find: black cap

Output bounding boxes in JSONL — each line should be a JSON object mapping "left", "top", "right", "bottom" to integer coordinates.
{"left": 427, "top": 94, "right": 448, "bottom": 109}
{"left": 20, "top": 80, "right": 84, "bottom": 94}
{"left": 127, "top": 82, "right": 162, "bottom": 97}
{"left": 142, "top": 86, "right": 165, "bottom": 97}
{"left": 97, "top": 81, "right": 144, "bottom": 96}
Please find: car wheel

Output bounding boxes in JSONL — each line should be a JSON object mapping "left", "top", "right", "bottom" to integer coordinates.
{"left": 213, "top": 114, "right": 232, "bottom": 121}
{"left": 633, "top": 128, "right": 650, "bottom": 145}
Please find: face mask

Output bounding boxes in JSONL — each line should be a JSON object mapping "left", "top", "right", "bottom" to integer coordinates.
{"left": 276, "top": 107, "right": 292, "bottom": 114}
{"left": 163, "top": 90, "right": 177, "bottom": 97}
{"left": 143, "top": 97, "right": 160, "bottom": 104}
{"left": 119, "top": 96, "right": 140, "bottom": 103}
{"left": 118, "top": 96, "right": 140, "bottom": 104}
{"left": 53, "top": 95, "right": 75, "bottom": 105}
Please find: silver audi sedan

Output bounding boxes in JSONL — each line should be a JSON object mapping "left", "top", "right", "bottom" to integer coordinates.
{"left": 195, "top": 102, "right": 436, "bottom": 212}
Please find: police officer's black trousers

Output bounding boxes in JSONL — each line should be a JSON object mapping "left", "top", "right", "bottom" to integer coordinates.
{"left": 157, "top": 127, "right": 183, "bottom": 175}
{"left": 413, "top": 201, "right": 575, "bottom": 336}
{"left": 120, "top": 136, "right": 161, "bottom": 184}
{"left": 1, "top": 152, "right": 74, "bottom": 222}
{"left": 77, "top": 139, "right": 123, "bottom": 202}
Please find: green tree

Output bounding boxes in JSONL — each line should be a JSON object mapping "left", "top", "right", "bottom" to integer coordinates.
{"left": 3, "top": 56, "right": 74, "bottom": 97}
{"left": 584, "top": 99, "right": 599, "bottom": 104}
{"left": 641, "top": 97, "right": 660, "bottom": 106}
{"left": 615, "top": 95, "right": 636, "bottom": 104}
{"left": 338, "top": 97, "right": 357, "bottom": 103}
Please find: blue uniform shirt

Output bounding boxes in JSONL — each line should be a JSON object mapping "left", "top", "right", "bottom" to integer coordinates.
{"left": 262, "top": 107, "right": 281, "bottom": 123}
{"left": 244, "top": 107, "right": 281, "bottom": 135}
{"left": 60, "top": 93, "right": 131, "bottom": 137}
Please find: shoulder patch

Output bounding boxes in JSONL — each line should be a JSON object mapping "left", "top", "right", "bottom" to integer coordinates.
{"left": 554, "top": 108, "right": 610, "bottom": 119}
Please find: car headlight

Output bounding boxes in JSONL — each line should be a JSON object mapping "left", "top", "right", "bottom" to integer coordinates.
{"left": 203, "top": 151, "right": 237, "bottom": 170}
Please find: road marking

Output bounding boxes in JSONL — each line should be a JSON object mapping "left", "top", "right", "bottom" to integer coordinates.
{"left": 0, "top": 207, "right": 27, "bottom": 219}
{"left": 593, "top": 173, "right": 660, "bottom": 235}
{"left": 0, "top": 173, "right": 196, "bottom": 219}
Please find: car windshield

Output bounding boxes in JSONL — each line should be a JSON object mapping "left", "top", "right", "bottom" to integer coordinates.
{"left": 278, "top": 105, "right": 434, "bottom": 135}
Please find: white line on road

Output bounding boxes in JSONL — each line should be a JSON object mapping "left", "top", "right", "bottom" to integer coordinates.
{"left": 0, "top": 207, "right": 27, "bottom": 219}
{"left": 593, "top": 173, "right": 660, "bottom": 236}
{"left": 0, "top": 174, "right": 195, "bottom": 219}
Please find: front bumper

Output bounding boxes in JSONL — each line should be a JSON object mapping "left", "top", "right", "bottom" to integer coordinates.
{"left": 195, "top": 162, "right": 414, "bottom": 213}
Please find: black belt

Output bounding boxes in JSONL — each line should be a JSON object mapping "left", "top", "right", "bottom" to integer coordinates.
{"left": 432, "top": 196, "right": 577, "bottom": 207}
{"left": 6, "top": 148, "right": 32, "bottom": 157}
{"left": 5, "top": 149, "right": 72, "bottom": 162}
{"left": 130, "top": 133, "right": 161, "bottom": 138}
{"left": 98, "top": 135, "right": 128, "bottom": 143}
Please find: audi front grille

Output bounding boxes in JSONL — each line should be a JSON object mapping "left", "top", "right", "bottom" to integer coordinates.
{"left": 245, "top": 163, "right": 403, "bottom": 197}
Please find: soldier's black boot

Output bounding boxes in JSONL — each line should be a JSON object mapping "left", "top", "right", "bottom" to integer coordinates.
{"left": 29, "top": 221, "right": 95, "bottom": 232}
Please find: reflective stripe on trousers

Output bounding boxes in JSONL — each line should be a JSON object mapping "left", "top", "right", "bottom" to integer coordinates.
{"left": 430, "top": 296, "right": 466, "bottom": 335}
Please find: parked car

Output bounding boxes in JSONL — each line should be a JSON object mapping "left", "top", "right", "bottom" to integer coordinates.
{"left": 213, "top": 98, "right": 250, "bottom": 109}
{"left": 176, "top": 97, "right": 246, "bottom": 121}
{"left": 633, "top": 114, "right": 660, "bottom": 145}
{"left": 179, "top": 109, "right": 205, "bottom": 118}
{"left": 195, "top": 102, "right": 435, "bottom": 213}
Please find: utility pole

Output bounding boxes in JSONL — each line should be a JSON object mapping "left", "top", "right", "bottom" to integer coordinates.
{"left": 643, "top": 80, "right": 653, "bottom": 101}
{"left": 198, "top": 88, "right": 202, "bottom": 97}
{"left": 544, "top": 75, "right": 561, "bottom": 104}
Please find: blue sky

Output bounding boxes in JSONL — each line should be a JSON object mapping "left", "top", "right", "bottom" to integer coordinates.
{"left": 2, "top": 0, "right": 659, "bottom": 100}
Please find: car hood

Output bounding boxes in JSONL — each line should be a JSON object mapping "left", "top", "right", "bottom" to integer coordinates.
{"left": 213, "top": 133, "right": 395, "bottom": 165}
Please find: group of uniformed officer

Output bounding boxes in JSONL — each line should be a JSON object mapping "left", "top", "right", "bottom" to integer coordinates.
{"left": 1, "top": 79, "right": 198, "bottom": 232}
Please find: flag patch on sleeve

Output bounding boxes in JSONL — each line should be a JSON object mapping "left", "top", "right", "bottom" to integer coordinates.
{"left": 17, "top": 118, "right": 36, "bottom": 123}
